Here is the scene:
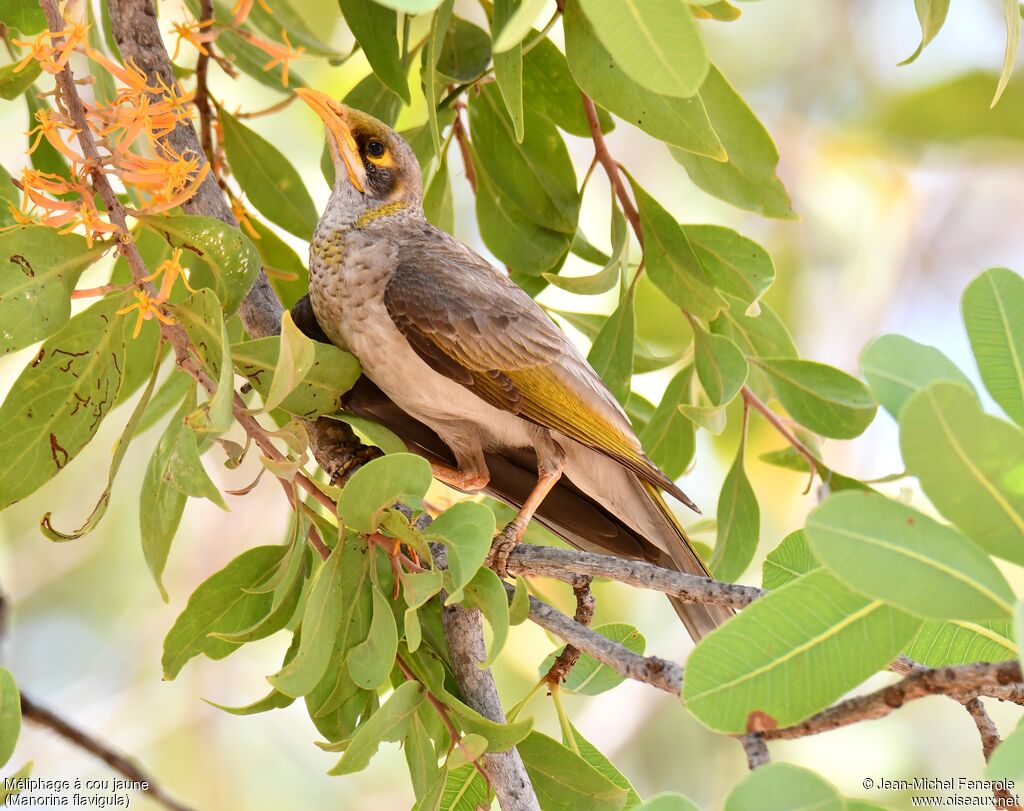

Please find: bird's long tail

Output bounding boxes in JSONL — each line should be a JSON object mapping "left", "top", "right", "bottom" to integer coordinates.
{"left": 339, "top": 376, "right": 732, "bottom": 642}
{"left": 640, "top": 483, "right": 733, "bottom": 641}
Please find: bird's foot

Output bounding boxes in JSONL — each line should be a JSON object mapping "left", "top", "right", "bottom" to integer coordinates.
{"left": 328, "top": 444, "right": 384, "bottom": 487}
{"left": 486, "top": 519, "right": 525, "bottom": 579}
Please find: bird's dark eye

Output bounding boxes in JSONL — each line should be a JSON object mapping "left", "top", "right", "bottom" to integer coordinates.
{"left": 366, "top": 140, "right": 386, "bottom": 158}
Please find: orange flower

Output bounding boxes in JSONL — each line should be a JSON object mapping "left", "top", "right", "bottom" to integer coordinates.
{"left": 237, "top": 29, "right": 303, "bottom": 87}
{"left": 116, "top": 145, "right": 206, "bottom": 203}
{"left": 170, "top": 17, "right": 216, "bottom": 61}
{"left": 11, "top": 31, "right": 60, "bottom": 74}
{"left": 142, "top": 248, "right": 195, "bottom": 302}
{"left": 27, "top": 108, "right": 84, "bottom": 163}
{"left": 230, "top": 196, "right": 261, "bottom": 240}
{"left": 116, "top": 290, "right": 175, "bottom": 338}
{"left": 85, "top": 48, "right": 161, "bottom": 96}
{"left": 231, "top": 0, "right": 273, "bottom": 27}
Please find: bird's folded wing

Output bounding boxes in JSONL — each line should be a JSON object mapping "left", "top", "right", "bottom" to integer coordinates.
{"left": 382, "top": 246, "right": 691, "bottom": 506}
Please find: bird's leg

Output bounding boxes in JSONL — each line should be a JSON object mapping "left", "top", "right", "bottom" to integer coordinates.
{"left": 488, "top": 439, "right": 566, "bottom": 578}
{"left": 430, "top": 463, "right": 490, "bottom": 492}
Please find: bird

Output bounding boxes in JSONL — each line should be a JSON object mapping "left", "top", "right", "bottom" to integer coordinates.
{"left": 295, "top": 89, "right": 732, "bottom": 641}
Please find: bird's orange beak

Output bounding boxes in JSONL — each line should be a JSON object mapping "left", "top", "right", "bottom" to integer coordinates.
{"left": 295, "top": 88, "right": 365, "bottom": 194}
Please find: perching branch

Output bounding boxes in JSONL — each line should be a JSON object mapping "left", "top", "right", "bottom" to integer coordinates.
{"left": 504, "top": 545, "right": 762, "bottom": 610}
{"left": 544, "top": 575, "right": 595, "bottom": 685}
{"left": 762, "top": 660, "right": 1023, "bottom": 741}
{"left": 518, "top": 588, "right": 683, "bottom": 696}
{"left": 19, "top": 693, "right": 198, "bottom": 811}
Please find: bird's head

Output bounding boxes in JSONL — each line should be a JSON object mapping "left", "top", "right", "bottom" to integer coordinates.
{"left": 296, "top": 88, "right": 421, "bottom": 223}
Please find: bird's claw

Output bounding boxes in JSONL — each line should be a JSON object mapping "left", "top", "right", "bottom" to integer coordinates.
{"left": 486, "top": 520, "right": 523, "bottom": 579}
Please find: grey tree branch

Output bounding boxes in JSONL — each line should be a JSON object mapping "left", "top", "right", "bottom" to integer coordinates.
{"left": 762, "top": 660, "right": 1024, "bottom": 741}
{"left": 99, "top": 6, "right": 539, "bottom": 810}
{"left": 19, "top": 693, "right": 197, "bottom": 811}
{"left": 434, "top": 546, "right": 540, "bottom": 811}
{"left": 505, "top": 545, "right": 762, "bottom": 609}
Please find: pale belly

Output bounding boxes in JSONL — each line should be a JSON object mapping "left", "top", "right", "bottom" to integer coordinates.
{"left": 309, "top": 240, "right": 534, "bottom": 458}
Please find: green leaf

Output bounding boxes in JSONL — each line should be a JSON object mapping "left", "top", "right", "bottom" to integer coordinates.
{"left": 347, "top": 579, "right": 399, "bottom": 689}
{"left": 519, "top": 731, "right": 629, "bottom": 811}
{"left": 493, "top": 0, "right": 548, "bottom": 52}
{"left": 564, "top": 0, "right": 723, "bottom": 158}
{"left": 232, "top": 336, "right": 361, "bottom": 419}
{"left": 437, "top": 16, "right": 491, "bottom": 82}
{"left": 523, "top": 38, "right": 614, "bottom": 139}
{"left": 328, "top": 681, "right": 425, "bottom": 775}
{"left": 139, "top": 214, "right": 261, "bottom": 315}
{"left": 678, "top": 403, "right": 726, "bottom": 435}
{"left": 423, "top": 156, "right": 455, "bottom": 234}
{"left": 725, "top": 763, "right": 844, "bottom": 811}
{"left": 173, "top": 289, "right": 233, "bottom": 436}
{"left": 417, "top": 764, "right": 488, "bottom": 811}
{"left": 163, "top": 415, "right": 227, "bottom": 510}
{"left": 0, "top": 668, "right": 20, "bottom": 769}
{"left": 460, "top": 567, "right": 510, "bottom": 668}
{"left": 162, "top": 545, "right": 285, "bottom": 679}
{"left": 338, "top": 0, "right": 409, "bottom": 103}
{"left": 712, "top": 295, "right": 798, "bottom": 363}
{"left": 861, "top": 333, "right": 975, "bottom": 419}
{"left": 423, "top": 0, "right": 453, "bottom": 160}
{"left": 993, "top": 0, "right": 1020, "bottom": 106}
{"left": 630, "top": 181, "right": 726, "bottom": 319}
{"left": 753, "top": 358, "right": 877, "bottom": 439}
{"left": 0, "top": 59, "right": 40, "bottom": 100}
{"left": 578, "top": 0, "right": 708, "bottom": 98}
{"left": 41, "top": 349, "right": 161, "bottom": 541}
{"left": 404, "top": 710, "right": 440, "bottom": 801}
{"left": 0, "top": 296, "right": 126, "bottom": 512}
{"left": 545, "top": 198, "right": 627, "bottom": 295}
{"left": 684, "top": 569, "right": 920, "bottom": 734}
{"left": 1, "top": 0, "right": 46, "bottom": 33}
{"left": 263, "top": 311, "right": 316, "bottom": 412}
{"left": 761, "top": 530, "right": 816, "bottom": 590}
{"left": 205, "top": 687, "right": 295, "bottom": 716}
{"left": 670, "top": 66, "right": 795, "bottom": 219}
{"left": 587, "top": 290, "right": 635, "bottom": 405}
{"left": 210, "top": 536, "right": 309, "bottom": 644}
{"left": 540, "top": 623, "right": 646, "bottom": 696}
{"left": 337, "top": 453, "right": 433, "bottom": 534}
{"left": 0, "top": 762, "right": 32, "bottom": 804}
{"left": 474, "top": 166, "right": 570, "bottom": 275}
{"left": 709, "top": 433, "right": 759, "bottom": 582}
{"left": 140, "top": 386, "right": 194, "bottom": 600}
{"left": 906, "top": 619, "right": 1016, "bottom": 667}
{"left": 563, "top": 721, "right": 643, "bottom": 809}
{"left": 219, "top": 109, "right": 317, "bottom": 240}
{"left": 0, "top": 227, "right": 105, "bottom": 356}
{"left": 373, "top": 0, "right": 446, "bottom": 10}
{"left": 492, "top": 0, "right": 525, "bottom": 141}
{"left": 690, "top": 1, "right": 740, "bottom": 22}
{"left": 899, "top": 381, "right": 1024, "bottom": 566}
{"left": 899, "top": 0, "right": 950, "bottom": 65}
{"left": 806, "top": 491, "right": 1016, "bottom": 621}
{"left": 428, "top": 502, "right": 497, "bottom": 599}
{"left": 684, "top": 225, "right": 775, "bottom": 307}
{"left": 962, "top": 267, "right": 1024, "bottom": 427}
{"left": 469, "top": 83, "right": 579, "bottom": 234}
{"left": 986, "top": 722, "right": 1024, "bottom": 784}
{"left": 640, "top": 367, "right": 696, "bottom": 479}
{"left": 446, "top": 733, "right": 488, "bottom": 770}
{"left": 693, "top": 325, "right": 747, "bottom": 406}
{"left": 269, "top": 541, "right": 350, "bottom": 697}
{"left": 509, "top": 575, "right": 531, "bottom": 625}
{"left": 636, "top": 794, "right": 701, "bottom": 811}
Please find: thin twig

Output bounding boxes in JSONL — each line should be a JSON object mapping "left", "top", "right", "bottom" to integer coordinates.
{"left": 581, "top": 93, "right": 641, "bottom": 244}
{"left": 741, "top": 384, "right": 821, "bottom": 493}
{"left": 194, "top": 0, "right": 215, "bottom": 167}
{"left": 20, "top": 693, "right": 196, "bottom": 811}
{"left": 545, "top": 576, "right": 595, "bottom": 685}
{"left": 738, "top": 734, "right": 770, "bottom": 770}
{"left": 452, "top": 105, "right": 477, "bottom": 193}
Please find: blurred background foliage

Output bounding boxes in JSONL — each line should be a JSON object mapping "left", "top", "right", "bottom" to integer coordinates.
{"left": 2, "top": 0, "right": 1024, "bottom": 808}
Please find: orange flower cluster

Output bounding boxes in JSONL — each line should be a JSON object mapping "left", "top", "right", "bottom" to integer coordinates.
{"left": 237, "top": 28, "right": 304, "bottom": 88}
{"left": 11, "top": 11, "right": 209, "bottom": 248}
